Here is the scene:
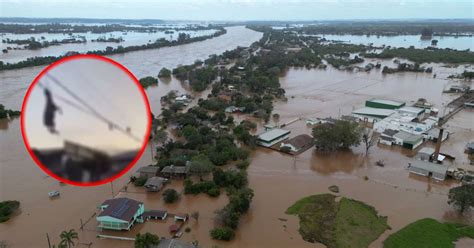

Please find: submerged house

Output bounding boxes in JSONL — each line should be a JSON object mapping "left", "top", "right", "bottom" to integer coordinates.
{"left": 161, "top": 165, "right": 190, "bottom": 179}
{"left": 96, "top": 198, "right": 144, "bottom": 230}
{"left": 408, "top": 160, "right": 450, "bottom": 181}
{"left": 393, "top": 131, "right": 424, "bottom": 150}
{"left": 257, "top": 128, "right": 291, "bottom": 147}
{"left": 280, "top": 134, "right": 314, "bottom": 153}
{"left": 379, "top": 129, "right": 398, "bottom": 146}
{"left": 142, "top": 210, "right": 168, "bottom": 220}
{"left": 144, "top": 177, "right": 168, "bottom": 192}
{"left": 137, "top": 166, "right": 160, "bottom": 178}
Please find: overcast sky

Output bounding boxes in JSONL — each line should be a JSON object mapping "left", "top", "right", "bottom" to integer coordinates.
{"left": 1, "top": 0, "right": 472, "bottom": 21}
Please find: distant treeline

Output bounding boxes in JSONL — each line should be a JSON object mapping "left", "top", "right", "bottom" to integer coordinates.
{"left": 0, "top": 23, "right": 223, "bottom": 34}
{"left": 292, "top": 21, "right": 474, "bottom": 36}
{"left": 0, "top": 17, "right": 165, "bottom": 25}
{"left": 0, "top": 28, "right": 227, "bottom": 71}
{"left": 363, "top": 47, "right": 474, "bottom": 64}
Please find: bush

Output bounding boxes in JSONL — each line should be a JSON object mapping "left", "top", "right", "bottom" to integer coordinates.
{"left": 0, "top": 201, "right": 20, "bottom": 223}
{"left": 185, "top": 227, "right": 191, "bottom": 233}
{"left": 133, "top": 176, "right": 147, "bottom": 187}
{"left": 162, "top": 189, "right": 179, "bottom": 203}
{"left": 210, "top": 227, "right": 235, "bottom": 241}
{"left": 184, "top": 179, "right": 220, "bottom": 197}
{"left": 207, "top": 187, "right": 220, "bottom": 197}
{"left": 139, "top": 76, "right": 158, "bottom": 89}
{"left": 158, "top": 67, "right": 172, "bottom": 78}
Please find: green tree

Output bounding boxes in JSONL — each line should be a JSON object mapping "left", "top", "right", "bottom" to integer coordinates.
{"left": 210, "top": 227, "right": 235, "bottom": 241}
{"left": 312, "top": 120, "right": 362, "bottom": 151}
{"left": 162, "top": 189, "right": 179, "bottom": 204}
{"left": 189, "top": 154, "right": 215, "bottom": 181}
{"left": 448, "top": 184, "right": 474, "bottom": 213}
{"left": 59, "top": 229, "right": 78, "bottom": 248}
{"left": 158, "top": 67, "right": 171, "bottom": 78}
{"left": 134, "top": 232, "right": 160, "bottom": 248}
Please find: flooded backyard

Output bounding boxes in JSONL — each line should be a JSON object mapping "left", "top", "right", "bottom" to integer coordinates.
{"left": 1, "top": 26, "right": 474, "bottom": 247}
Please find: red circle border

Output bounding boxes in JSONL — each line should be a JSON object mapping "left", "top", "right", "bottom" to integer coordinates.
{"left": 20, "top": 54, "right": 152, "bottom": 187}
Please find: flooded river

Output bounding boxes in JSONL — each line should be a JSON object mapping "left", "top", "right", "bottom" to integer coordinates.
{"left": 1, "top": 26, "right": 474, "bottom": 247}
{"left": 0, "top": 29, "right": 218, "bottom": 64}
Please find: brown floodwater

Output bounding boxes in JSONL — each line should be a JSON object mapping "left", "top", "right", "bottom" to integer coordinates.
{"left": 1, "top": 26, "right": 474, "bottom": 248}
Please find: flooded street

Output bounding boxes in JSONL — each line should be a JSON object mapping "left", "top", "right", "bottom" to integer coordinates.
{"left": 1, "top": 26, "right": 474, "bottom": 247}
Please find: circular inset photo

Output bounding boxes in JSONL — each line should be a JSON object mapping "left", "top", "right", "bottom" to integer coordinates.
{"left": 21, "top": 55, "right": 151, "bottom": 186}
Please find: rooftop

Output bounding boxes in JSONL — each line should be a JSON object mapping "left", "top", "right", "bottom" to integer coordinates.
{"left": 409, "top": 160, "right": 450, "bottom": 175}
{"left": 258, "top": 128, "right": 291, "bottom": 142}
{"left": 99, "top": 198, "right": 142, "bottom": 222}
{"left": 145, "top": 177, "right": 167, "bottom": 188}
{"left": 137, "top": 166, "right": 160, "bottom": 174}
{"left": 142, "top": 210, "right": 167, "bottom": 219}
{"left": 398, "top": 106, "right": 425, "bottom": 115}
{"left": 161, "top": 165, "right": 190, "bottom": 174}
{"left": 352, "top": 107, "right": 396, "bottom": 118}
{"left": 366, "top": 99, "right": 405, "bottom": 106}
{"left": 281, "top": 134, "right": 313, "bottom": 150}
{"left": 418, "top": 147, "right": 435, "bottom": 156}
{"left": 394, "top": 131, "right": 423, "bottom": 143}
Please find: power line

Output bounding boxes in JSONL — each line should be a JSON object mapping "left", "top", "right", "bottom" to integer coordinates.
{"left": 43, "top": 74, "right": 143, "bottom": 143}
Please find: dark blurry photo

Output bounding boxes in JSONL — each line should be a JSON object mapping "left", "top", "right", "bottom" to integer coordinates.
{"left": 22, "top": 56, "right": 149, "bottom": 184}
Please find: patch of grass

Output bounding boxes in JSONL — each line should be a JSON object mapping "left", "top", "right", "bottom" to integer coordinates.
{"left": 334, "top": 198, "right": 389, "bottom": 248}
{"left": 286, "top": 194, "right": 336, "bottom": 215}
{"left": 384, "top": 218, "right": 474, "bottom": 248}
{"left": 286, "top": 194, "right": 389, "bottom": 248}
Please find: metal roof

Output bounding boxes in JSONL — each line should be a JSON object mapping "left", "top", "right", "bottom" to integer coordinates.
{"left": 99, "top": 198, "right": 142, "bottom": 222}
{"left": 258, "top": 128, "right": 290, "bottom": 142}
{"left": 409, "top": 160, "right": 449, "bottom": 175}
{"left": 367, "top": 99, "right": 405, "bottom": 106}
{"left": 352, "top": 107, "right": 396, "bottom": 117}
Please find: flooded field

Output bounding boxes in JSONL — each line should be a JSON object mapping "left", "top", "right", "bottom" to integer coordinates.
{"left": 0, "top": 29, "right": 219, "bottom": 64}
{"left": 317, "top": 34, "right": 474, "bottom": 51}
{"left": 1, "top": 26, "right": 474, "bottom": 247}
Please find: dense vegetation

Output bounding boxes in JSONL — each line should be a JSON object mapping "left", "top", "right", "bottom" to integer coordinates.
{"left": 0, "top": 200, "right": 20, "bottom": 222}
{"left": 162, "top": 189, "right": 179, "bottom": 203}
{"left": 0, "top": 104, "right": 21, "bottom": 119}
{"left": 286, "top": 194, "right": 389, "bottom": 248}
{"left": 139, "top": 76, "right": 158, "bottom": 89}
{"left": 363, "top": 47, "right": 474, "bottom": 64}
{"left": 384, "top": 218, "right": 474, "bottom": 248}
{"left": 134, "top": 232, "right": 160, "bottom": 248}
{"left": 312, "top": 120, "right": 362, "bottom": 151}
{"left": 0, "top": 22, "right": 222, "bottom": 34}
{"left": 292, "top": 20, "right": 474, "bottom": 36}
{"left": 448, "top": 184, "right": 474, "bottom": 213}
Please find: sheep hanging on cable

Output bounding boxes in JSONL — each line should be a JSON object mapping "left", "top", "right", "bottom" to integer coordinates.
{"left": 43, "top": 87, "right": 62, "bottom": 134}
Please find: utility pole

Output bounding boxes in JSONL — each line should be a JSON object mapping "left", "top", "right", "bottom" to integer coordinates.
{"left": 110, "top": 182, "right": 114, "bottom": 197}
{"left": 46, "top": 233, "right": 51, "bottom": 248}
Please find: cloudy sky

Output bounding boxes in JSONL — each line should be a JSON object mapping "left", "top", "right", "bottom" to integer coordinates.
{"left": 1, "top": 0, "right": 472, "bottom": 20}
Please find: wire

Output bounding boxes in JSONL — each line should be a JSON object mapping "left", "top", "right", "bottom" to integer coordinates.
{"left": 43, "top": 74, "right": 143, "bottom": 143}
